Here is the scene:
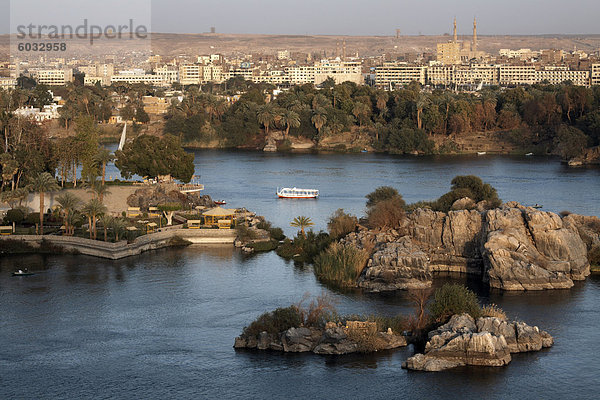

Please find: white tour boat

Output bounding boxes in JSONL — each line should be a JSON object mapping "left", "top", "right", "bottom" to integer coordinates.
{"left": 276, "top": 187, "right": 319, "bottom": 199}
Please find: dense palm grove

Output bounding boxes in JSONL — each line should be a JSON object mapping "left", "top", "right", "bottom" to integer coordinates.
{"left": 165, "top": 77, "right": 600, "bottom": 157}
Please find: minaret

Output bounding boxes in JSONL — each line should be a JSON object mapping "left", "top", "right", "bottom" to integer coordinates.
{"left": 342, "top": 39, "right": 347, "bottom": 60}
{"left": 453, "top": 17, "right": 457, "bottom": 43}
{"left": 472, "top": 17, "right": 478, "bottom": 52}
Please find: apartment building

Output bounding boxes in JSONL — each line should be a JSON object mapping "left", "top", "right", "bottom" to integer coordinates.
{"left": 110, "top": 72, "right": 165, "bottom": 85}
{"left": 35, "top": 69, "right": 73, "bottom": 86}
{"left": 453, "top": 64, "right": 499, "bottom": 86}
{"left": 202, "top": 64, "right": 223, "bottom": 83}
{"left": 179, "top": 64, "right": 201, "bottom": 85}
{"left": 286, "top": 65, "right": 315, "bottom": 85}
{"left": 225, "top": 66, "right": 256, "bottom": 81}
{"left": 374, "top": 62, "right": 426, "bottom": 89}
{"left": 252, "top": 70, "right": 289, "bottom": 85}
{"left": 591, "top": 64, "right": 600, "bottom": 86}
{"left": 534, "top": 67, "right": 590, "bottom": 87}
{"left": 155, "top": 65, "right": 179, "bottom": 84}
{"left": 314, "top": 59, "right": 362, "bottom": 85}
{"left": 498, "top": 65, "right": 536, "bottom": 85}
{"left": 427, "top": 65, "right": 454, "bottom": 86}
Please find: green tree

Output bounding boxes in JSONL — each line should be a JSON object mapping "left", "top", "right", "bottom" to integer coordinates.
{"left": 290, "top": 216, "right": 314, "bottom": 238}
{"left": 29, "top": 172, "right": 59, "bottom": 235}
{"left": 115, "top": 135, "right": 195, "bottom": 182}
{"left": 56, "top": 192, "right": 81, "bottom": 236}
{"left": 257, "top": 104, "right": 276, "bottom": 135}
{"left": 311, "top": 109, "right": 327, "bottom": 138}
{"left": 278, "top": 109, "right": 301, "bottom": 138}
{"left": 366, "top": 186, "right": 402, "bottom": 208}
{"left": 92, "top": 147, "right": 114, "bottom": 189}
{"left": 82, "top": 198, "right": 107, "bottom": 239}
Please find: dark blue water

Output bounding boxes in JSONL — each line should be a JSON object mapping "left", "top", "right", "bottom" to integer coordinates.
{"left": 105, "top": 148, "right": 600, "bottom": 235}
{"left": 3, "top": 151, "right": 600, "bottom": 399}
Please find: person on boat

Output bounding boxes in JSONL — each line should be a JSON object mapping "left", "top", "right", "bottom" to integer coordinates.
{"left": 17, "top": 269, "right": 23, "bottom": 274}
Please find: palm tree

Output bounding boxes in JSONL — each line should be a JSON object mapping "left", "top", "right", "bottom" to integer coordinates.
{"left": 311, "top": 109, "right": 327, "bottom": 138}
{"left": 375, "top": 91, "right": 389, "bottom": 115}
{"left": 29, "top": 172, "right": 59, "bottom": 235}
{"left": 110, "top": 217, "right": 127, "bottom": 242}
{"left": 88, "top": 181, "right": 111, "bottom": 203}
{"left": 352, "top": 102, "right": 371, "bottom": 127}
{"left": 278, "top": 109, "right": 300, "bottom": 138}
{"left": 416, "top": 93, "right": 431, "bottom": 130}
{"left": 93, "top": 148, "right": 114, "bottom": 188}
{"left": 257, "top": 104, "right": 276, "bottom": 135}
{"left": 290, "top": 216, "right": 314, "bottom": 238}
{"left": 99, "top": 214, "right": 113, "bottom": 241}
{"left": 56, "top": 192, "right": 81, "bottom": 236}
{"left": 81, "top": 198, "right": 107, "bottom": 240}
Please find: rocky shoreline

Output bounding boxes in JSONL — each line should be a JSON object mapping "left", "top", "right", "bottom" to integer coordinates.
{"left": 343, "top": 202, "right": 598, "bottom": 291}
{"left": 402, "top": 314, "right": 553, "bottom": 371}
{"left": 234, "top": 322, "right": 407, "bottom": 355}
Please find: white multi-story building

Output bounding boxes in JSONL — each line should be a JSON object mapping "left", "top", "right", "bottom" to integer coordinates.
{"left": 252, "top": 70, "right": 290, "bottom": 85}
{"left": 453, "top": 64, "right": 499, "bottom": 86}
{"left": 374, "top": 62, "right": 426, "bottom": 89}
{"left": 535, "top": 67, "right": 590, "bottom": 87}
{"left": 286, "top": 65, "right": 315, "bottom": 85}
{"left": 498, "top": 65, "right": 536, "bottom": 86}
{"left": 314, "top": 59, "right": 362, "bottom": 85}
{"left": 110, "top": 72, "right": 165, "bottom": 85}
{"left": 35, "top": 69, "right": 73, "bottom": 86}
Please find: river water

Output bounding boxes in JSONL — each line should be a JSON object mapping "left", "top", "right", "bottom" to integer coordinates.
{"left": 2, "top": 151, "right": 599, "bottom": 399}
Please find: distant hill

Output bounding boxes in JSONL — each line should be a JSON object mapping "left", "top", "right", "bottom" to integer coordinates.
{"left": 1, "top": 32, "right": 599, "bottom": 60}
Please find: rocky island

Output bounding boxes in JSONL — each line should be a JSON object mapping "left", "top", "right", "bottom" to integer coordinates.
{"left": 402, "top": 313, "right": 553, "bottom": 371}
{"left": 345, "top": 202, "right": 597, "bottom": 291}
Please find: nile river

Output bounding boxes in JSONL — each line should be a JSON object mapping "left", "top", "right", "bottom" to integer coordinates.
{"left": 2, "top": 152, "right": 599, "bottom": 399}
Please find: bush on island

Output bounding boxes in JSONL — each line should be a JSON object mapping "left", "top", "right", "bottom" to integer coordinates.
{"left": 313, "top": 242, "right": 370, "bottom": 287}
{"left": 428, "top": 283, "right": 482, "bottom": 323}
{"left": 327, "top": 209, "right": 358, "bottom": 240}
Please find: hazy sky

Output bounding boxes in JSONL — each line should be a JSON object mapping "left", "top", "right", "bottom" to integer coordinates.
{"left": 1, "top": 0, "right": 599, "bottom": 36}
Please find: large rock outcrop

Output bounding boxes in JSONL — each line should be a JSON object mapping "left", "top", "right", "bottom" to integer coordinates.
{"left": 482, "top": 206, "right": 589, "bottom": 290}
{"left": 357, "top": 236, "right": 432, "bottom": 292}
{"left": 402, "top": 314, "right": 553, "bottom": 371}
{"left": 354, "top": 203, "right": 593, "bottom": 291}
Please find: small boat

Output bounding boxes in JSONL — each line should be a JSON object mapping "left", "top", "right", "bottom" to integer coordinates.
{"left": 361, "top": 148, "right": 368, "bottom": 153}
{"left": 525, "top": 152, "right": 533, "bottom": 156}
{"left": 12, "top": 270, "right": 35, "bottom": 277}
{"left": 214, "top": 200, "right": 227, "bottom": 205}
{"left": 531, "top": 204, "right": 543, "bottom": 209}
{"left": 276, "top": 187, "right": 319, "bottom": 199}
{"left": 477, "top": 151, "right": 486, "bottom": 156}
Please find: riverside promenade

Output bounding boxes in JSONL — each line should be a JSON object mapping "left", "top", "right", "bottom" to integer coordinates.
{"left": 1, "top": 229, "right": 237, "bottom": 260}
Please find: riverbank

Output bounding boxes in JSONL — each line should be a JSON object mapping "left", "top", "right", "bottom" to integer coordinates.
{"left": 0, "top": 229, "right": 236, "bottom": 260}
